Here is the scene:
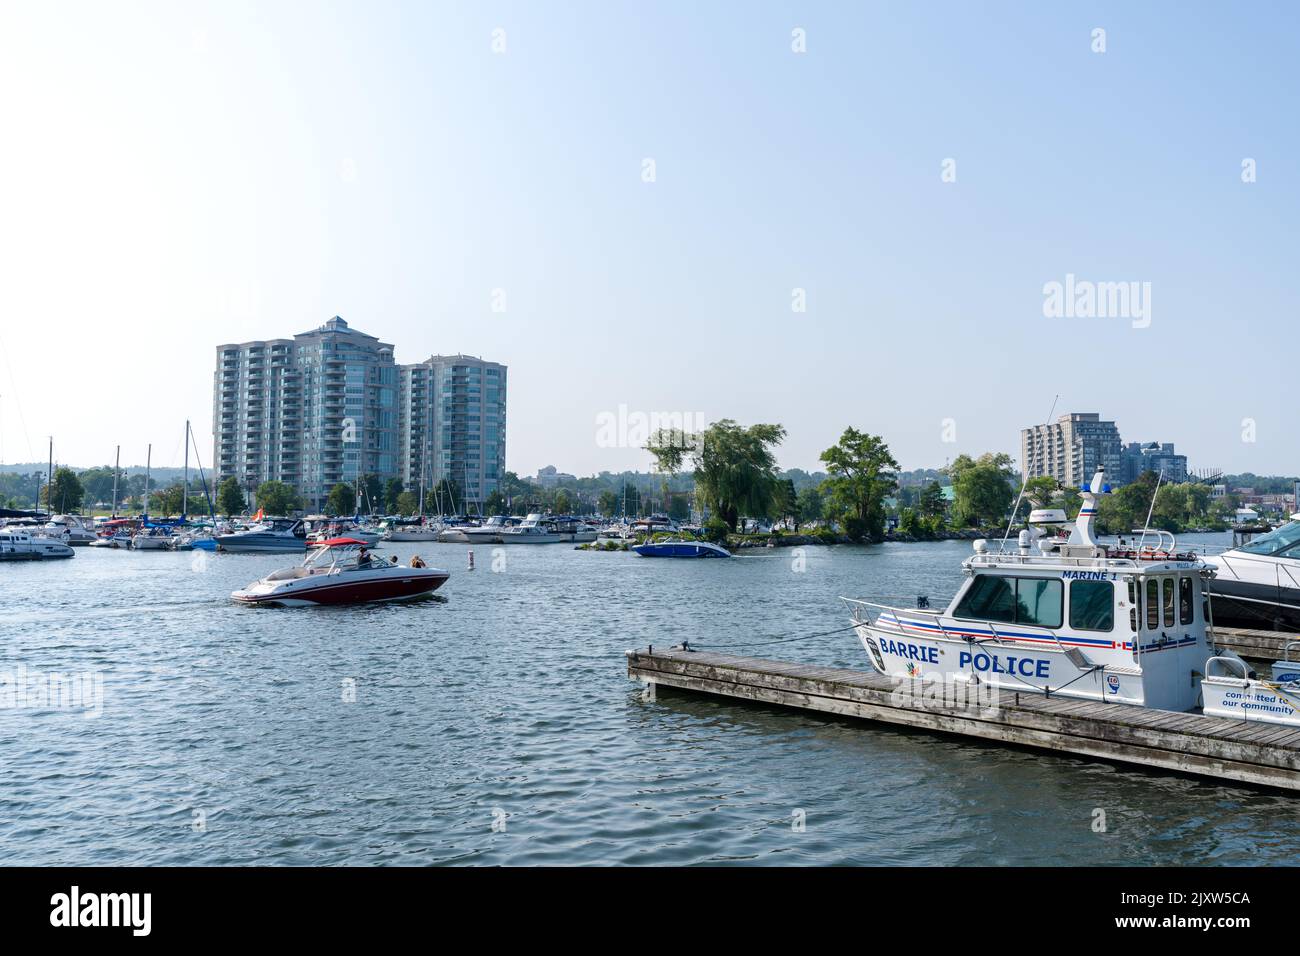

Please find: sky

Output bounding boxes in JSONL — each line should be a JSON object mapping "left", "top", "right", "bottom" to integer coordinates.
{"left": 0, "top": 1, "right": 1295, "bottom": 479}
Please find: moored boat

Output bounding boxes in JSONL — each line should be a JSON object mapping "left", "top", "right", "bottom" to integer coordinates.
{"left": 497, "top": 513, "right": 563, "bottom": 544}
{"left": 231, "top": 538, "right": 449, "bottom": 606}
{"left": 632, "top": 538, "right": 730, "bottom": 558}
{"left": 215, "top": 517, "right": 307, "bottom": 553}
{"left": 844, "top": 467, "right": 1300, "bottom": 728}
{"left": 1203, "top": 515, "right": 1300, "bottom": 631}
{"left": 0, "top": 528, "right": 75, "bottom": 560}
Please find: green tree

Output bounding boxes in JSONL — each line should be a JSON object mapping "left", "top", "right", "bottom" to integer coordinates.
{"left": 946, "top": 453, "right": 1015, "bottom": 528}
{"left": 798, "top": 486, "right": 824, "bottom": 525}
{"left": 1096, "top": 470, "right": 1159, "bottom": 534}
{"left": 818, "top": 428, "right": 899, "bottom": 541}
{"left": 358, "top": 474, "right": 382, "bottom": 513}
{"left": 326, "top": 482, "right": 357, "bottom": 516}
{"left": 153, "top": 483, "right": 185, "bottom": 516}
{"left": 427, "top": 478, "right": 461, "bottom": 514}
{"left": 668, "top": 494, "right": 691, "bottom": 522}
{"left": 217, "top": 476, "right": 245, "bottom": 516}
{"left": 553, "top": 489, "right": 572, "bottom": 514}
{"left": 42, "top": 467, "right": 85, "bottom": 513}
{"left": 396, "top": 491, "right": 419, "bottom": 515}
{"left": 918, "top": 481, "right": 947, "bottom": 519}
{"left": 647, "top": 419, "right": 786, "bottom": 531}
{"left": 772, "top": 478, "right": 799, "bottom": 529}
{"left": 483, "top": 490, "right": 507, "bottom": 515}
{"left": 255, "top": 480, "right": 301, "bottom": 515}
{"left": 383, "top": 478, "right": 404, "bottom": 513}
{"left": 597, "top": 490, "right": 619, "bottom": 517}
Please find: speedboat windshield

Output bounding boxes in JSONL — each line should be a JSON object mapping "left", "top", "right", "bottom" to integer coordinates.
{"left": 1237, "top": 520, "right": 1300, "bottom": 557}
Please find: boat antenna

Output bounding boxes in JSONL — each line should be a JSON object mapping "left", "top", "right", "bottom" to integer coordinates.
{"left": 1001, "top": 394, "right": 1059, "bottom": 551}
{"left": 1136, "top": 467, "right": 1165, "bottom": 553}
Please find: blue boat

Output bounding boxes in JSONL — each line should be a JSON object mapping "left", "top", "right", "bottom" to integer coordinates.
{"left": 632, "top": 539, "right": 731, "bottom": 558}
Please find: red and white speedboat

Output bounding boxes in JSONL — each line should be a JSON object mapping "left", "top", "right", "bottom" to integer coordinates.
{"left": 231, "top": 538, "right": 449, "bottom": 606}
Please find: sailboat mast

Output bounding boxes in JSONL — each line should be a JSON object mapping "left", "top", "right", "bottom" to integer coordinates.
{"left": 182, "top": 420, "right": 190, "bottom": 520}
{"left": 46, "top": 436, "right": 52, "bottom": 515}
{"left": 112, "top": 445, "right": 120, "bottom": 517}
{"left": 144, "top": 443, "right": 151, "bottom": 519}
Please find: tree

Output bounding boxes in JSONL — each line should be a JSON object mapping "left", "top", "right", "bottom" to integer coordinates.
{"left": 1096, "top": 470, "right": 1159, "bottom": 534}
{"left": 358, "top": 474, "right": 382, "bottom": 513}
{"left": 798, "top": 486, "right": 824, "bottom": 525}
{"left": 383, "top": 478, "right": 404, "bottom": 514}
{"left": 597, "top": 490, "right": 619, "bottom": 517}
{"left": 818, "top": 428, "right": 899, "bottom": 541}
{"left": 326, "top": 483, "right": 357, "bottom": 516}
{"left": 483, "top": 490, "right": 507, "bottom": 515}
{"left": 668, "top": 494, "right": 691, "bottom": 522}
{"left": 153, "top": 483, "right": 184, "bottom": 517}
{"left": 217, "top": 476, "right": 245, "bottom": 516}
{"left": 647, "top": 419, "right": 786, "bottom": 531}
{"left": 772, "top": 478, "right": 798, "bottom": 530}
{"left": 42, "top": 467, "right": 85, "bottom": 513}
{"left": 946, "top": 453, "right": 1015, "bottom": 528}
{"left": 255, "top": 480, "right": 301, "bottom": 515}
{"left": 553, "top": 489, "right": 572, "bottom": 514}
{"left": 428, "top": 478, "right": 461, "bottom": 515}
{"left": 918, "top": 481, "right": 947, "bottom": 519}
{"left": 396, "top": 491, "right": 419, "bottom": 515}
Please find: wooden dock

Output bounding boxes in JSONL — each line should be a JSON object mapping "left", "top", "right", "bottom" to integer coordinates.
{"left": 1213, "top": 626, "right": 1298, "bottom": 664}
{"left": 628, "top": 647, "right": 1300, "bottom": 791}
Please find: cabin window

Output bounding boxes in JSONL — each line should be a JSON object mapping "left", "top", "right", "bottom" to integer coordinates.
{"left": 954, "top": 575, "right": 1016, "bottom": 623}
{"left": 954, "top": 575, "right": 1061, "bottom": 628}
{"left": 1162, "top": 578, "right": 1175, "bottom": 628}
{"left": 1127, "top": 580, "right": 1138, "bottom": 632}
{"left": 1179, "top": 576, "right": 1194, "bottom": 626}
{"left": 1145, "top": 580, "right": 1160, "bottom": 630}
{"left": 1070, "top": 580, "right": 1114, "bottom": 632}
{"left": 1016, "top": 578, "right": 1063, "bottom": 628}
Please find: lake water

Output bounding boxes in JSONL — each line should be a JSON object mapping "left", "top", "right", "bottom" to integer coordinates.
{"left": 3, "top": 533, "right": 1297, "bottom": 865}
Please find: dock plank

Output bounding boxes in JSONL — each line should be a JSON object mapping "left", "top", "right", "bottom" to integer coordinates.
{"left": 628, "top": 648, "right": 1300, "bottom": 791}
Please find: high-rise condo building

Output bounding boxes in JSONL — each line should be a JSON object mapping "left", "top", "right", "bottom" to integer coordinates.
{"left": 1020, "top": 412, "right": 1123, "bottom": 489}
{"left": 398, "top": 354, "right": 507, "bottom": 509}
{"left": 215, "top": 319, "right": 506, "bottom": 513}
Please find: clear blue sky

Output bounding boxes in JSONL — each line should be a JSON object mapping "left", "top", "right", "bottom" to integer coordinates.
{"left": 0, "top": 1, "right": 1294, "bottom": 477}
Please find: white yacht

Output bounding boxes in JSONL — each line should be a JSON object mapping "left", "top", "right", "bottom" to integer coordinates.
{"left": 461, "top": 515, "right": 517, "bottom": 544}
{"left": 498, "top": 513, "right": 563, "bottom": 544}
{"left": 0, "top": 529, "right": 75, "bottom": 560}
{"left": 384, "top": 518, "right": 442, "bottom": 542}
{"left": 215, "top": 518, "right": 307, "bottom": 553}
{"left": 45, "top": 515, "right": 98, "bottom": 545}
{"left": 1203, "top": 516, "right": 1300, "bottom": 631}
{"left": 844, "top": 468, "right": 1300, "bottom": 727}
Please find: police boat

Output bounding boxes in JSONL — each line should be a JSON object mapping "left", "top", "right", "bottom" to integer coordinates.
{"left": 843, "top": 468, "right": 1300, "bottom": 726}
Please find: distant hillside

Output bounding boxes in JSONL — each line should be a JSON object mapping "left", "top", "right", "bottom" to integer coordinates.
{"left": 1, "top": 462, "right": 192, "bottom": 483}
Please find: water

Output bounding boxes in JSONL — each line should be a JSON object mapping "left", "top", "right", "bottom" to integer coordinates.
{"left": 3, "top": 534, "right": 1297, "bottom": 865}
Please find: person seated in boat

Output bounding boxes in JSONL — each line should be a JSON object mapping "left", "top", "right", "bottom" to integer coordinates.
{"left": 410, "top": 555, "right": 426, "bottom": 569}
{"left": 390, "top": 554, "right": 399, "bottom": 565}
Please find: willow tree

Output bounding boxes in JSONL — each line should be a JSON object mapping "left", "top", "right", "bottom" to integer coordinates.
{"left": 819, "top": 428, "right": 899, "bottom": 540}
{"left": 647, "top": 419, "right": 786, "bottom": 530}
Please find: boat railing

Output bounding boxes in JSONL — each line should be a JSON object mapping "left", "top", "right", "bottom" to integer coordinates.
{"left": 1205, "top": 655, "right": 1248, "bottom": 681}
{"left": 843, "top": 597, "right": 1075, "bottom": 650}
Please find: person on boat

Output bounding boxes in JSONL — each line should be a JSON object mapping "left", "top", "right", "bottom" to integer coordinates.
{"left": 410, "top": 555, "right": 426, "bottom": 568}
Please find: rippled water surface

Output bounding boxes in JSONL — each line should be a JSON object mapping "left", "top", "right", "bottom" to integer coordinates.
{"left": 3, "top": 534, "right": 1297, "bottom": 865}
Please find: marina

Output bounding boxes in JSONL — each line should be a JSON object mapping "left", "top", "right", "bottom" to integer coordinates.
{"left": 4, "top": 534, "right": 1299, "bottom": 866}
